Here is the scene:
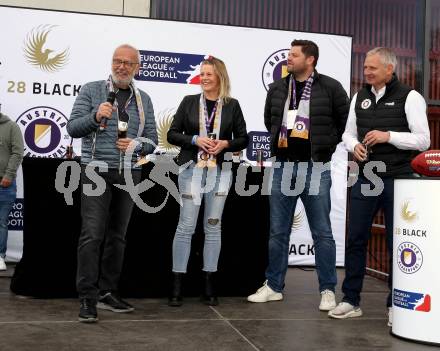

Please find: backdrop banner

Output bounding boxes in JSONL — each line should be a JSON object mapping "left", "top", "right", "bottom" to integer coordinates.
{"left": 0, "top": 6, "right": 352, "bottom": 265}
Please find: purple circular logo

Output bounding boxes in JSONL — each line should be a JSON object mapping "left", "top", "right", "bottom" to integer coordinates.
{"left": 16, "top": 106, "right": 69, "bottom": 157}
{"left": 397, "top": 242, "right": 423, "bottom": 274}
{"left": 261, "top": 49, "right": 289, "bottom": 91}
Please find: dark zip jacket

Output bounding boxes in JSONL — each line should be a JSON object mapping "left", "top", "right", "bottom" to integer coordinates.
{"left": 264, "top": 72, "right": 349, "bottom": 162}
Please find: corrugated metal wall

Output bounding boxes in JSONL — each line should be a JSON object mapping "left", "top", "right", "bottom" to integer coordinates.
{"left": 152, "top": 0, "right": 422, "bottom": 95}
{"left": 153, "top": 0, "right": 309, "bottom": 29}
{"left": 429, "top": 1, "right": 440, "bottom": 101}
{"left": 429, "top": 2, "right": 440, "bottom": 153}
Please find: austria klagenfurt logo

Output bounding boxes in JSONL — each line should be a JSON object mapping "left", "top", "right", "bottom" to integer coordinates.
{"left": 23, "top": 25, "right": 69, "bottom": 72}
{"left": 16, "top": 106, "right": 70, "bottom": 157}
{"left": 397, "top": 242, "right": 423, "bottom": 274}
{"left": 261, "top": 49, "right": 289, "bottom": 91}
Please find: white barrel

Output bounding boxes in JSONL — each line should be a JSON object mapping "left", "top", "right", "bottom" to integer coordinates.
{"left": 392, "top": 178, "right": 440, "bottom": 345}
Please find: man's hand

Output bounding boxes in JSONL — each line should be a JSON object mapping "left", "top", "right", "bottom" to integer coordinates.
{"left": 0, "top": 177, "right": 12, "bottom": 188}
{"left": 353, "top": 143, "right": 368, "bottom": 162}
{"left": 363, "top": 130, "right": 390, "bottom": 146}
{"left": 96, "top": 102, "right": 115, "bottom": 123}
{"left": 116, "top": 138, "right": 136, "bottom": 152}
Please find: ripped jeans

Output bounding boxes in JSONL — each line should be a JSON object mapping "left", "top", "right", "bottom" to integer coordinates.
{"left": 172, "top": 163, "right": 232, "bottom": 273}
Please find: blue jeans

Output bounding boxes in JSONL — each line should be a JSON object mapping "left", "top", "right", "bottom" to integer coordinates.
{"left": 266, "top": 160, "right": 337, "bottom": 293}
{"left": 0, "top": 180, "right": 17, "bottom": 258}
{"left": 172, "top": 164, "right": 232, "bottom": 273}
{"left": 342, "top": 176, "right": 394, "bottom": 307}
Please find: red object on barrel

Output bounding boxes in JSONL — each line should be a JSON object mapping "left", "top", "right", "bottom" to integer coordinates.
{"left": 411, "top": 150, "right": 440, "bottom": 177}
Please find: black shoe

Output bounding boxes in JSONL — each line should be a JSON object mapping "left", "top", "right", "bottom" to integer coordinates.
{"left": 168, "top": 272, "right": 184, "bottom": 307}
{"left": 202, "top": 271, "right": 219, "bottom": 306}
{"left": 97, "top": 292, "right": 134, "bottom": 313}
{"left": 79, "top": 298, "right": 98, "bottom": 323}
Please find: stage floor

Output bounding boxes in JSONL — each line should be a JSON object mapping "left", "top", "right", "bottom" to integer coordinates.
{"left": 0, "top": 267, "right": 434, "bottom": 351}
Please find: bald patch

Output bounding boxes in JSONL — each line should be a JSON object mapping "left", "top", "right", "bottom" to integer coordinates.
{"left": 113, "top": 44, "right": 140, "bottom": 63}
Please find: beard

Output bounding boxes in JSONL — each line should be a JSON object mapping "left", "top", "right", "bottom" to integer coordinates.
{"left": 287, "top": 64, "right": 307, "bottom": 76}
{"left": 111, "top": 71, "right": 135, "bottom": 87}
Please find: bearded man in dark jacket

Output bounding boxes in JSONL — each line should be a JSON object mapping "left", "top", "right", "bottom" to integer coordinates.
{"left": 248, "top": 40, "right": 349, "bottom": 311}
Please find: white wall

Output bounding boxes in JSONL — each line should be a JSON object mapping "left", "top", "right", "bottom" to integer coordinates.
{"left": 0, "top": 0, "right": 151, "bottom": 17}
{"left": 1, "top": 6, "right": 351, "bottom": 264}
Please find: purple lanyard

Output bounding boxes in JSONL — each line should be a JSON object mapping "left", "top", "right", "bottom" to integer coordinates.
{"left": 203, "top": 97, "right": 218, "bottom": 133}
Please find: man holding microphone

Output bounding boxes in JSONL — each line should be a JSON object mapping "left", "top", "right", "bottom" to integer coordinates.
{"left": 67, "top": 44, "right": 157, "bottom": 323}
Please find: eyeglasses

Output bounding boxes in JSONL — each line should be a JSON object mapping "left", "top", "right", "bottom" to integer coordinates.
{"left": 112, "top": 59, "right": 139, "bottom": 68}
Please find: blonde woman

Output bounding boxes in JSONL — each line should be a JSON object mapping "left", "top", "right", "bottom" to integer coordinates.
{"left": 167, "top": 57, "right": 248, "bottom": 306}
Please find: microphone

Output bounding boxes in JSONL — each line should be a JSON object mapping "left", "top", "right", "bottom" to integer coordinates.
{"left": 99, "top": 91, "right": 116, "bottom": 131}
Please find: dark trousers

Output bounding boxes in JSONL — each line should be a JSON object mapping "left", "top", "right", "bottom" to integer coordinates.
{"left": 76, "top": 166, "right": 141, "bottom": 299}
{"left": 342, "top": 176, "right": 394, "bottom": 307}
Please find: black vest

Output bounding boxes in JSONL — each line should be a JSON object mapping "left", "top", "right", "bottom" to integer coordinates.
{"left": 355, "top": 76, "right": 416, "bottom": 177}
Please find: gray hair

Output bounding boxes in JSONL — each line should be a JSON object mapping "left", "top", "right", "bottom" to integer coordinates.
{"left": 113, "top": 44, "right": 141, "bottom": 63}
{"left": 366, "top": 47, "right": 397, "bottom": 71}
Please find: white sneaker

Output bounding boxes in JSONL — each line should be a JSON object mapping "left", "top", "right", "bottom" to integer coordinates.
{"left": 328, "top": 302, "right": 363, "bottom": 319}
{"left": 0, "top": 257, "right": 6, "bottom": 271}
{"left": 388, "top": 307, "right": 392, "bottom": 327}
{"left": 247, "top": 280, "right": 283, "bottom": 303}
{"left": 319, "top": 289, "right": 336, "bottom": 311}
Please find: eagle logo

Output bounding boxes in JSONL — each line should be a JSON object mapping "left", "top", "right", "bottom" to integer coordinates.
{"left": 23, "top": 25, "right": 69, "bottom": 72}
{"left": 156, "top": 108, "right": 180, "bottom": 153}
{"left": 401, "top": 201, "right": 418, "bottom": 222}
{"left": 292, "top": 209, "right": 305, "bottom": 230}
